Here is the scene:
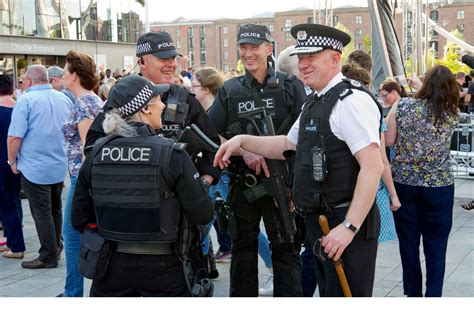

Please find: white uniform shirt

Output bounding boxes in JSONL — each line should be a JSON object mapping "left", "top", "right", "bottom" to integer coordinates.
{"left": 287, "top": 72, "right": 380, "bottom": 155}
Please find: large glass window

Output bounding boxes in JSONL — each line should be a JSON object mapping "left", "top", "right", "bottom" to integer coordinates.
{"left": 457, "top": 10, "right": 464, "bottom": 19}
{"left": 355, "top": 15, "right": 362, "bottom": 24}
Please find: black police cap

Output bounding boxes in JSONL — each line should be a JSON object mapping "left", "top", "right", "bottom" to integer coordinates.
{"left": 107, "top": 75, "right": 169, "bottom": 118}
{"left": 237, "top": 24, "right": 273, "bottom": 45}
{"left": 290, "top": 23, "right": 351, "bottom": 56}
{"left": 136, "top": 32, "right": 181, "bottom": 59}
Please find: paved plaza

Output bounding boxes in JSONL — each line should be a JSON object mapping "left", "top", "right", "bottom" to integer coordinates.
{"left": 0, "top": 179, "right": 472, "bottom": 297}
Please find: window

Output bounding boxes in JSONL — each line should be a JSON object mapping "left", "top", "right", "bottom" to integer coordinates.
{"left": 188, "top": 51, "right": 194, "bottom": 67}
{"left": 176, "top": 29, "right": 181, "bottom": 37}
{"left": 223, "top": 38, "right": 228, "bottom": 47}
{"left": 200, "top": 37, "right": 206, "bottom": 49}
{"left": 457, "top": 10, "right": 464, "bottom": 19}
{"left": 431, "top": 29, "right": 438, "bottom": 37}
{"left": 269, "top": 25, "right": 274, "bottom": 32}
{"left": 223, "top": 50, "right": 229, "bottom": 60}
{"left": 200, "top": 50, "right": 206, "bottom": 65}
{"left": 307, "top": 17, "right": 314, "bottom": 23}
{"left": 188, "top": 38, "right": 193, "bottom": 49}
{"left": 430, "top": 41, "right": 438, "bottom": 53}
{"left": 176, "top": 40, "right": 181, "bottom": 49}
{"left": 430, "top": 10, "right": 438, "bottom": 21}
{"left": 224, "top": 64, "right": 229, "bottom": 72}
{"left": 356, "top": 43, "right": 362, "bottom": 50}
{"left": 284, "top": 19, "right": 292, "bottom": 41}
{"left": 355, "top": 16, "right": 362, "bottom": 24}
{"left": 187, "top": 27, "right": 194, "bottom": 37}
{"left": 457, "top": 24, "right": 464, "bottom": 34}
{"left": 200, "top": 26, "right": 205, "bottom": 36}
{"left": 223, "top": 26, "right": 228, "bottom": 34}
{"left": 333, "top": 15, "right": 339, "bottom": 26}
{"left": 355, "top": 28, "right": 362, "bottom": 37}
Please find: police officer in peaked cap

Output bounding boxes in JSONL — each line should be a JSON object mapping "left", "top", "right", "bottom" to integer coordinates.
{"left": 214, "top": 23, "right": 383, "bottom": 297}
{"left": 72, "top": 75, "right": 213, "bottom": 297}
{"left": 85, "top": 31, "right": 221, "bottom": 188}
{"left": 208, "top": 23, "right": 307, "bottom": 297}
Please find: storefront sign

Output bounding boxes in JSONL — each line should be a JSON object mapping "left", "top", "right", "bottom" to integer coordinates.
{"left": 9, "top": 43, "right": 56, "bottom": 54}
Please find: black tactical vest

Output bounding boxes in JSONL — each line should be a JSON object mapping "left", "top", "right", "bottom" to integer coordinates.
{"left": 161, "top": 84, "right": 190, "bottom": 137}
{"left": 223, "top": 71, "right": 295, "bottom": 139}
{"left": 90, "top": 133, "right": 181, "bottom": 242}
{"left": 293, "top": 79, "right": 382, "bottom": 212}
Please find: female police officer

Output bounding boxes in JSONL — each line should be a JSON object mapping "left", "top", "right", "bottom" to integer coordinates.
{"left": 71, "top": 75, "right": 213, "bottom": 297}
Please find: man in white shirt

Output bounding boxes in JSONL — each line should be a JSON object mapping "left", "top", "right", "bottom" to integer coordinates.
{"left": 214, "top": 23, "right": 383, "bottom": 297}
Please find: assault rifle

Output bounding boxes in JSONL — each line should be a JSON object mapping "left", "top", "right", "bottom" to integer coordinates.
{"left": 238, "top": 106, "right": 297, "bottom": 243}
{"left": 176, "top": 123, "right": 219, "bottom": 157}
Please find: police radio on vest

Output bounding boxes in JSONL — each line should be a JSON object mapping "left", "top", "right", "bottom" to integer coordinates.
{"left": 238, "top": 98, "right": 275, "bottom": 113}
{"left": 101, "top": 146, "right": 151, "bottom": 162}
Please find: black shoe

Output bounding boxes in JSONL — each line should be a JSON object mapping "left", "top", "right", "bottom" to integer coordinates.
{"left": 209, "top": 269, "right": 219, "bottom": 279}
{"left": 56, "top": 293, "right": 65, "bottom": 297}
{"left": 21, "top": 258, "right": 58, "bottom": 269}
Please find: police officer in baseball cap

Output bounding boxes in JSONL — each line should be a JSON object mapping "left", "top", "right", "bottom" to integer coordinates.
{"left": 85, "top": 31, "right": 221, "bottom": 190}
{"left": 72, "top": 75, "right": 213, "bottom": 296}
{"left": 208, "top": 23, "right": 307, "bottom": 297}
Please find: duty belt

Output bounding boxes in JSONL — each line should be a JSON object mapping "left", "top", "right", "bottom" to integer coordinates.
{"left": 116, "top": 242, "right": 175, "bottom": 255}
{"left": 296, "top": 201, "right": 351, "bottom": 214}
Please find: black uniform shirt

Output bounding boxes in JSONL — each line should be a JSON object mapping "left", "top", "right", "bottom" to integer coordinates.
{"left": 72, "top": 133, "right": 213, "bottom": 233}
{"left": 85, "top": 91, "right": 221, "bottom": 184}
{"left": 208, "top": 66, "right": 307, "bottom": 135}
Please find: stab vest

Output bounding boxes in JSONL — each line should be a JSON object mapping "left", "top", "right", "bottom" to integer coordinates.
{"left": 90, "top": 130, "right": 182, "bottom": 242}
{"left": 293, "top": 79, "right": 383, "bottom": 212}
{"left": 222, "top": 71, "right": 296, "bottom": 140}
{"left": 161, "top": 84, "right": 190, "bottom": 138}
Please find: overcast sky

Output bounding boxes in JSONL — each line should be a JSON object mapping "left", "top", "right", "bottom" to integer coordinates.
{"left": 149, "top": 0, "right": 369, "bottom": 22}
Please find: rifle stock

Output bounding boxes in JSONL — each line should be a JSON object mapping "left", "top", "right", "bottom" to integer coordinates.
{"left": 176, "top": 123, "right": 219, "bottom": 157}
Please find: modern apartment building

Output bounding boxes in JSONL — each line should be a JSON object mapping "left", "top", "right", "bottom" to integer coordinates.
{"left": 0, "top": 0, "right": 145, "bottom": 82}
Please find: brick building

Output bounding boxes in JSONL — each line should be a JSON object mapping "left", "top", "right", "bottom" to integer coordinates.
{"left": 151, "top": 1, "right": 474, "bottom": 72}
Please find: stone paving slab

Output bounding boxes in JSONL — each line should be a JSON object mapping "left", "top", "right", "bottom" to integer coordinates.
{"left": 0, "top": 183, "right": 472, "bottom": 297}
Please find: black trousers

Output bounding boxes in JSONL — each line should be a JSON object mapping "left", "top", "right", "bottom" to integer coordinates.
{"left": 228, "top": 185, "right": 302, "bottom": 297}
{"left": 305, "top": 205, "right": 380, "bottom": 297}
{"left": 90, "top": 253, "right": 189, "bottom": 297}
{"left": 21, "top": 176, "right": 63, "bottom": 263}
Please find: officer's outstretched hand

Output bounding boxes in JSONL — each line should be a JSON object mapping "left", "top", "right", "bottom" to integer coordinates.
{"left": 213, "top": 136, "right": 243, "bottom": 169}
{"left": 241, "top": 150, "right": 269, "bottom": 177}
{"left": 321, "top": 224, "right": 355, "bottom": 262}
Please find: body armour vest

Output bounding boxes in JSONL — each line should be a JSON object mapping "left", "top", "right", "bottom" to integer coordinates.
{"left": 223, "top": 71, "right": 296, "bottom": 140}
{"left": 90, "top": 134, "right": 181, "bottom": 242}
{"left": 161, "top": 84, "right": 190, "bottom": 138}
{"left": 293, "top": 79, "right": 382, "bottom": 211}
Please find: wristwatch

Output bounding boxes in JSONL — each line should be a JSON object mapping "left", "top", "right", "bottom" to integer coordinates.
{"left": 342, "top": 219, "right": 359, "bottom": 234}
{"left": 7, "top": 160, "right": 16, "bottom": 166}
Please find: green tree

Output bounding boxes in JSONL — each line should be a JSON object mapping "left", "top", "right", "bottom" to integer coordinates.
{"left": 363, "top": 35, "right": 371, "bottom": 55}
{"left": 335, "top": 22, "right": 354, "bottom": 63}
{"left": 434, "top": 29, "right": 470, "bottom": 74}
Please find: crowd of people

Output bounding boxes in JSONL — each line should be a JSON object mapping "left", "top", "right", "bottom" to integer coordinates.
{"left": 0, "top": 21, "right": 473, "bottom": 298}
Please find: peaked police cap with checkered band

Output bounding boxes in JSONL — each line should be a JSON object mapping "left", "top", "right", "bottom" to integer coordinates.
{"left": 107, "top": 75, "right": 170, "bottom": 118}
{"left": 289, "top": 23, "right": 351, "bottom": 56}
{"left": 136, "top": 32, "right": 181, "bottom": 59}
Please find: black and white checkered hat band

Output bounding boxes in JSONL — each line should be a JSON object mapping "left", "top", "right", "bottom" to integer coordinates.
{"left": 118, "top": 85, "right": 154, "bottom": 117}
{"left": 296, "top": 36, "right": 343, "bottom": 52}
{"left": 136, "top": 42, "right": 153, "bottom": 56}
